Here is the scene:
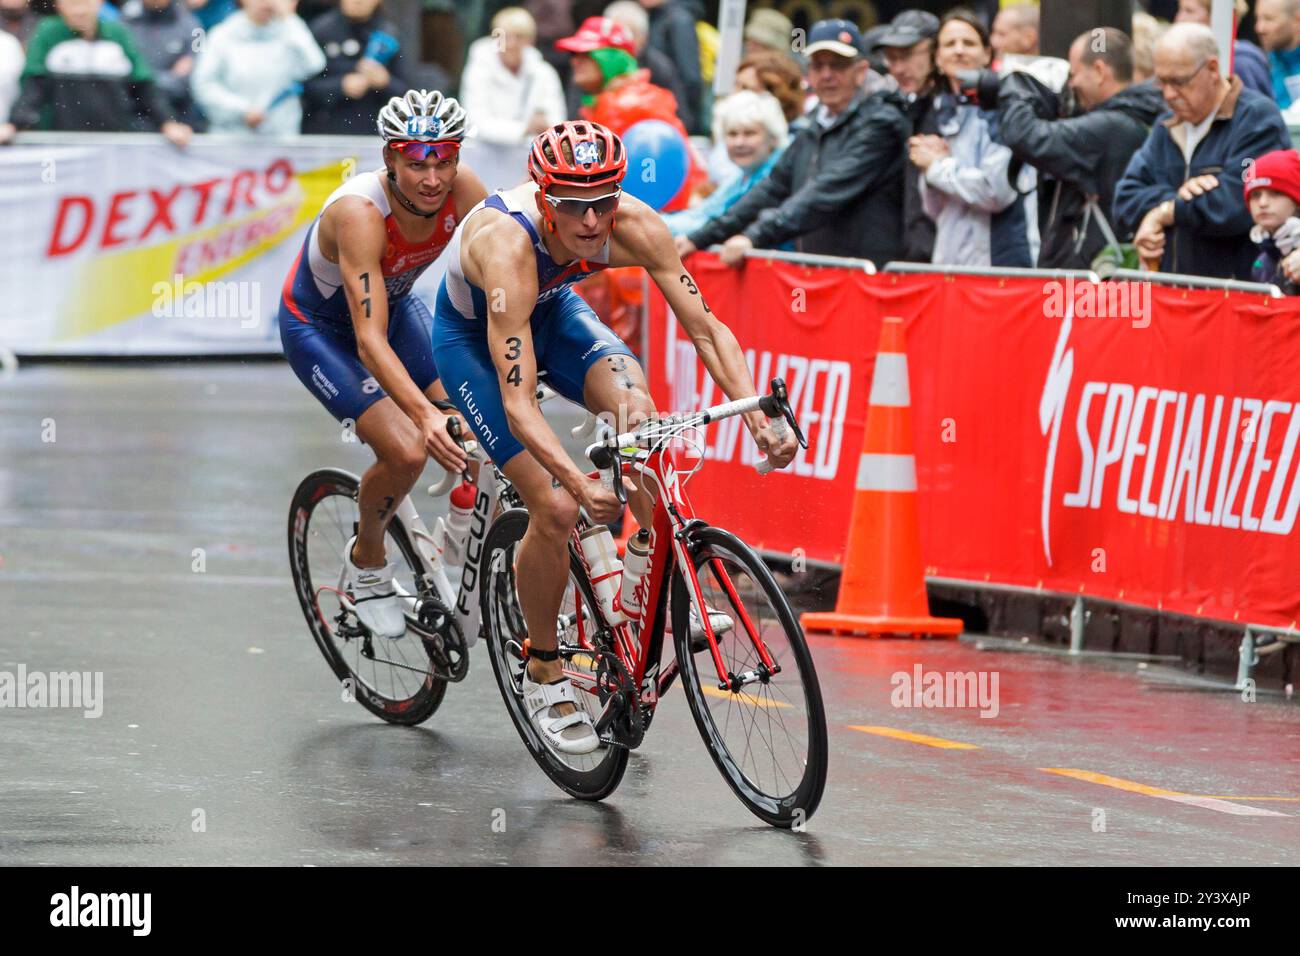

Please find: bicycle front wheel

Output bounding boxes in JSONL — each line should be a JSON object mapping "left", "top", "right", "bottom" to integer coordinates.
{"left": 480, "top": 508, "right": 629, "bottom": 801}
{"left": 671, "top": 525, "right": 828, "bottom": 828}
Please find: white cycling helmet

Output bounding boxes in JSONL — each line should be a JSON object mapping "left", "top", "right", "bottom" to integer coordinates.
{"left": 377, "top": 89, "right": 469, "bottom": 143}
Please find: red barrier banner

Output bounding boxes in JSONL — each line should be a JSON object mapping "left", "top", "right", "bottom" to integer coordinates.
{"left": 647, "top": 254, "right": 1300, "bottom": 628}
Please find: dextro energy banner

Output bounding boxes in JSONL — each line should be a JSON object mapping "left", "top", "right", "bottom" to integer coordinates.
{"left": 0, "top": 138, "right": 370, "bottom": 355}
{"left": 649, "top": 255, "right": 1300, "bottom": 628}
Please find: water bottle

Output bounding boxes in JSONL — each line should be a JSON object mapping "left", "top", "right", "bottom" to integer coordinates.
{"left": 578, "top": 525, "right": 627, "bottom": 625}
{"left": 617, "top": 529, "right": 652, "bottom": 621}
{"left": 443, "top": 481, "right": 476, "bottom": 565}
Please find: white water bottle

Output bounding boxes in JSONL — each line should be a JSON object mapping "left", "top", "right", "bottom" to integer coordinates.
{"left": 617, "top": 529, "right": 652, "bottom": 621}
{"left": 443, "top": 482, "right": 476, "bottom": 565}
{"left": 578, "top": 525, "right": 627, "bottom": 625}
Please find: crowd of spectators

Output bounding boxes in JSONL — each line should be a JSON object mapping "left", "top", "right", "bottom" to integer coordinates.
{"left": 1, "top": 0, "right": 1299, "bottom": 286}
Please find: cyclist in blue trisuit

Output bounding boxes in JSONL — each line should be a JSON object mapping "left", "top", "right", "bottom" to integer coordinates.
{"left": 433, "top": 120, "right": 797, "bottom": 754}
{"left": 280, "top": 90, "right": 486, "bottom": 640}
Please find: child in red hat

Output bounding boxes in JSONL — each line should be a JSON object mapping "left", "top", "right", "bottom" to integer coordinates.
{"left": 1244, "top": 149, "right": 1300, "bottom": 294}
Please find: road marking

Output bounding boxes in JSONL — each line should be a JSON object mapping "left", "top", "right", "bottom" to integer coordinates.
{"left": 1040, "top": 769, "right": 1289, "bottom": 817}
{"left": 1197, "top": 795, "right": 1300, "bottom": 802}
{"left": 848, "top": 725, "right": 978, "bottom": 750}
{"left": 702, "top": 685, "right": 791, "bottom": 709}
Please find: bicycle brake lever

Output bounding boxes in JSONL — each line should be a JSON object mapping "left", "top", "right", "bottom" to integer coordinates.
{"left": 768, "top": 377, "right": 808, "bottom": 449}
{"left": 445, "top": 415, "right": 475, "bottom": 483}
{"left": 590, "top": 444, "right": 627, "bottom": 506}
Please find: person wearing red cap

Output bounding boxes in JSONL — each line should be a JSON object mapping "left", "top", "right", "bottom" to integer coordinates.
{"left": 555, "top": 14, "right": 704, "bottom": 211}
{"left": 1244, "top": 148, "right": 1300, "bottom": 292}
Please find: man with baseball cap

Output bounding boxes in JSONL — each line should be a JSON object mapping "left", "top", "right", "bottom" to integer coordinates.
{"left": 873, "top": 10, "right": 941, "bottom": 262}
{"left": 678, "top": 17, "right": 908, "bottom": 265}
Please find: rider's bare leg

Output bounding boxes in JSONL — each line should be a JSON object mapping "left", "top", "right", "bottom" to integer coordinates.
{"left": 352, "top": 380, "right": 467, "bottom": 568}
{"left": 501, "top": 450, "right": 581, "bottom": 714}
{"left": 352, "top": 397, "right": 428, "bottom": 568}
{"left": 583, "top": 353, "right": 659, "bottom": 531}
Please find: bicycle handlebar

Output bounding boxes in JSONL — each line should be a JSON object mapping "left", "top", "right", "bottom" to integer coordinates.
{"left": 585, "top": 378, "right": 807, "bottom": 483}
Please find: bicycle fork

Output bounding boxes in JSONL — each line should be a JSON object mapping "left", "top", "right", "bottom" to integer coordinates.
{"left": 672, "top": 523, "right": 780, "bottom": 692}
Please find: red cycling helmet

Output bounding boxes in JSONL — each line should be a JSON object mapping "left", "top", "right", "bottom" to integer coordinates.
{"left": 529, "top": 120, "right": 627, "bottom": 191}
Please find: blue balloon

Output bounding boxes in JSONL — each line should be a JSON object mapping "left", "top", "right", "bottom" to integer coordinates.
{"left": 620, "top": 119, "right": 689, "bottom": 211}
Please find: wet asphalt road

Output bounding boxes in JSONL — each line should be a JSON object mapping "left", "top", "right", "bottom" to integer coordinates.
{"left": 1, "top": 363, "right": 1298, "bottom": 866}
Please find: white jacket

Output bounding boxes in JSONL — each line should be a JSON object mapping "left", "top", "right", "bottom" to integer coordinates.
{"left": 192, "top": 11, "right": 326, "bottom": 136}
{"left": 458, "top": 36, "right": 566, "bottom": 146}
{"left": 0, "top": 30, "right": 22, "bottom": 125}
{"left": 919, "top": 102, "right": 1020, "bottom": 267}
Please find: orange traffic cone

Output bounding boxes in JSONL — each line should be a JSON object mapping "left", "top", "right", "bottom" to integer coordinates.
{"left": 801, "top": 316, "right": 962, "bottom": 639}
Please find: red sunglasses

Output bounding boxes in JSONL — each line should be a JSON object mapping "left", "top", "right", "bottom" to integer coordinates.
{"left": 388, "top": 140, "right": 461, "bottom": 161}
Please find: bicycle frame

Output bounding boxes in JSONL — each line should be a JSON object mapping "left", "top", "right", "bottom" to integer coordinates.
{"left": 561, "top": 442, "right": 780, "bottom": 722}
{"left": 387, "top": 452, "right": 511, "bottom": 649}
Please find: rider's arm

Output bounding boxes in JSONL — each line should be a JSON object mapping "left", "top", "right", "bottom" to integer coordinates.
{"left": 471, "top": 223, "right": 591, "bottom": 497}
{"left": 618, "top": 201, "right": 795, "bottom": 467}
{"left": 333, "top": 199, "right": 463, "bottom": 467}
{"left": 619, "top": 204, "right": 768, "bottom": 438}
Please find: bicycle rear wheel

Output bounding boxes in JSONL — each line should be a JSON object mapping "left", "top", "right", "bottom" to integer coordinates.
{"left": 480, "top": 508, "right": 629, "bottom": 801}
{"left": 671, "top": 525, "right": 828, "bottom": 828}
{"left": 288, "top": 468, "right": 446, "bottom": 725}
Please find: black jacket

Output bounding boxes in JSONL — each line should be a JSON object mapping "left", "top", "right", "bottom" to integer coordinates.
{"left": 899, "top": 86, "right": 938, "bottom": 262}
{"left": 1114, "top": 77, "right": 1292, "bottom": 279}
{"left": 646, "top": 0, "right": 702, "bottom": 134}
{"left": 687, "top": 89, "right": 911, "bottom": 265}
{"left": 302, "top": 9, "right": 408, "bottom": 136}
{"left": 996, "top": 74, "right": 1165, "bottom": 269}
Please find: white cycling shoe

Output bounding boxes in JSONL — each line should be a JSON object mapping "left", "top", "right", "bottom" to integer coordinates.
{"left": 688, "top": 603, "right": 735, "bottom": 652}
{"left": 344, "top": 536, "right": 407, "bottom": 639}
{"left": 522, "top": 669, "right": 600, "bottom": 755}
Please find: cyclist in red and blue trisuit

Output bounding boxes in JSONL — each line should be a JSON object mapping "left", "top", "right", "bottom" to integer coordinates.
{"left": 280, "top": 89, "right": 487, "bottom": 640}
{"left": 432, "top": 120, "right": 797, "bottom": 753}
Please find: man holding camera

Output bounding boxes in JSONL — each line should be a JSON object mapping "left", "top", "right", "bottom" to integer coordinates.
{"left": 966, "top": 26, "right": 1164, "bottom": 269}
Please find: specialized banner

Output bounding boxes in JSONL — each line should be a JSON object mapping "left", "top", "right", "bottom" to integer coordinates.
{"left": 0, "top": 135, "right": 530, "bottom": 355}
{"left": 648, "top": 254, "right": 1300, "bottom": 629}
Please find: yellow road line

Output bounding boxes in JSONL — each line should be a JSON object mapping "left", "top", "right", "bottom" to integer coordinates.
{"left": 702, "top": 685, "right": 791, "bottom": 709}
{"left": 848, "top": 725, "right": 979, "bottom": 750}
{"left": 1040, "top": 769, "right": 1289, "bottom": 817}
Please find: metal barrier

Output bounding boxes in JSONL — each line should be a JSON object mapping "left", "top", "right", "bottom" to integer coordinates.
{"left": 1102, "top": 267, "right": 1282, "bottom": 297}
{"left": 883, "top": 261, "right": 1102, "bottom": 283}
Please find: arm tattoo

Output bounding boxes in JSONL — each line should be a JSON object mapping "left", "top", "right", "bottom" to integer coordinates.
{"left": 506, "top": 364, "right": 522, "bottom": 387}
{"left": 504, "top": 336, "right": 522, "bottom": 360}
{"left": 679, "top": 273, "right": 712, "bottom": 314}
{"left": 359, "top": 271, "right": 372, "bottom": 319}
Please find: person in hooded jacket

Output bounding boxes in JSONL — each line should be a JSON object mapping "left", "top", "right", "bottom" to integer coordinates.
{"left": 910, "top": 9, "right": 1031, "bottom": 267}
{"left": 639, "top": 0, "right": 702, "bottom": 134}
{"left": 192, "top": 0, "right": 324, "bottom": 136}
{"left": 993, "top": 27, "right": 1166, "bottom": 268}
{"left": 459, "top": 5, "right": 564, "bottom": 146}
{"left": 121, "top": 0, "right": 204, "bottom": 128}
{"left": 302, "top": 0, "right": 411, "bottom": 135}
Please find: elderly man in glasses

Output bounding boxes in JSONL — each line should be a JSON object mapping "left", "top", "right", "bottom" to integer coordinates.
{"left": 1113, "top": 22, "right": 1290, "bottom": 279}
